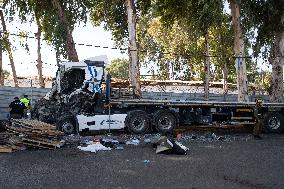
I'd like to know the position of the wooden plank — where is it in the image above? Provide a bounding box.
[12,119,57,129]
[22,137,62,147]
[0,148,13,153]
[0,145,20,153]
[7,126,63,136]
[22,142,54,150]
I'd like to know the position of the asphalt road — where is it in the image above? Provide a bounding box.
[0,134,283,189]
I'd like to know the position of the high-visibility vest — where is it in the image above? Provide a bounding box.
[20,98,30,108]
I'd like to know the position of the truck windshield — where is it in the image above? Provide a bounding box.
[61,69,85,94]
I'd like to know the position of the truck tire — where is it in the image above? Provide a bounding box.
[153,110,177,134]
[263,112,284,133]
[125,110,150,134]
[56,116,77,135]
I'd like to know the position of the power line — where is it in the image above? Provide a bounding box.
[1,30,272,59]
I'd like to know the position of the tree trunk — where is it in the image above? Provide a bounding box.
[0,10,18,87]
[230,0,248,102]
[125,0,142,98]
[204,31,210,100]
[56,49,61,67]
[35,16,45,88]
[52,0,79,62]
[270,13,284,102]
[0,36,3,86]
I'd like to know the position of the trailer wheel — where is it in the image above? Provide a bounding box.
[125,110,150,134]
[56,116,77,135]
[153,110,177,134]
[263,112,284,133]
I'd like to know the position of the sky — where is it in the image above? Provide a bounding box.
[3,19,127,77]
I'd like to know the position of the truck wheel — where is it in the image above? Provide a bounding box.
[153,110,177,134]
[263,112,284,133]
[125,110,150,134]
[56,116,77,135]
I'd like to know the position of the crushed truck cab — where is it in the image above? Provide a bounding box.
[32,57,284,135]
[44,59,105,101]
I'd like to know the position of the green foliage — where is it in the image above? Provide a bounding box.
[88,0,128,46]
[242,0,284,57]
[5,0,89,59]
[88,0,151,46]
[106,58,129,79]
[137,1,239,81]
[3,69,9,78]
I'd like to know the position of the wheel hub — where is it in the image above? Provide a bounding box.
[62,122,74,133]
[132,118,145,130]
[268,117,280,129]
[158,117,172,129]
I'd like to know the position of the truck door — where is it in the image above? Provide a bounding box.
[76,114,127,131]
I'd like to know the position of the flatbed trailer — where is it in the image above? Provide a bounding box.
[60,99,284,135]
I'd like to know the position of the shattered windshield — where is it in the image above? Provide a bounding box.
[61,69,85,95]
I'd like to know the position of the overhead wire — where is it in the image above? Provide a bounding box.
[0,30,270,59]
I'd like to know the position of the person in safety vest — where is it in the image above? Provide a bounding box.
[20,95,30,109]
[20,95,30,118]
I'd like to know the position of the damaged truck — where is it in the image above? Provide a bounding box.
[31,57,284,135]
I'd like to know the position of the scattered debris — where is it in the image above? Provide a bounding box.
[153,136,189,155]
[115,146,124,150]
[3,119,65,151]
[0,132,23,153]
[143,160,150,163]
[78,142,111,153]
[144,138,151,143]
[63,134,82,145]
[126,138,140,146]
[101,138,119,148]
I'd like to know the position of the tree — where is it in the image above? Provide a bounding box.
[106,58,129,79]
[0,9,18,87]
[9,0,87,62]
[136,1,238,85]
[88,0,151,97]
[229,0,248,102]
[5,0,46,87]
[35,14,44,88]
[153,0,224,99]
[242,0,284,102]
[0,29,3,86]
[125,0,141,97]
[3,69,9,78]
[51,0,79,62]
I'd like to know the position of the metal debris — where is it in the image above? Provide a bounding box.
[126,138,140,145]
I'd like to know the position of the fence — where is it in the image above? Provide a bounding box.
[0,86,50,120]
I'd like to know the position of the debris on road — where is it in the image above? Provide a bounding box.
[153,136,189,155]
[78,142,111,153]
[0,132,23,153]
[115,146,124,150]
[101,138,119,148]
[126,138,140,146]
[143,160,150,163]
[1,119,65,152]
[181,132,230,142]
